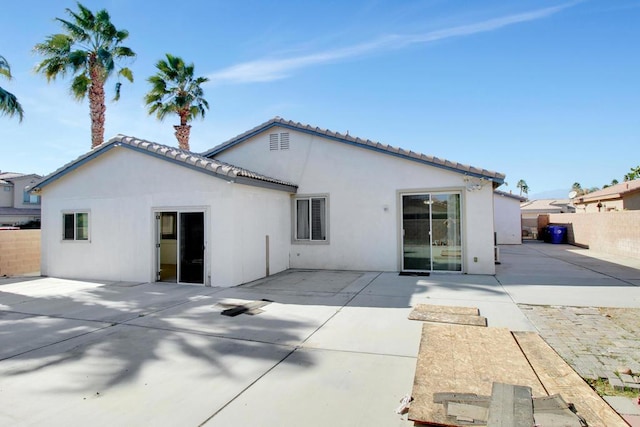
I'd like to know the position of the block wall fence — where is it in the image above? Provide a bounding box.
[546,211,640,260]
[0,230,41,276]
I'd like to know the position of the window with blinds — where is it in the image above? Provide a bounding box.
[294,196,327,242]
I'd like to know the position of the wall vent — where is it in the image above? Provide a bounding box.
[269,134,279,151]
[279,133,290,150]
[269,133,290,151]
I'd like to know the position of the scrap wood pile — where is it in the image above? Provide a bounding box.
[405,304,628,427]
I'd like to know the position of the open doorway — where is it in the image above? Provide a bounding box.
[155,211,205,284]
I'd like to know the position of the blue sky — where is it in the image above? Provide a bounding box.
[1,0,638,198]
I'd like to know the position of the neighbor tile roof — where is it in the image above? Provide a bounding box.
[0,172,26,181]
[494,190,527,202]
[31,135,298,193]
[520,199,571,212]
[202,117,506,185]
[575,180,640,203]
[0,207,41,216]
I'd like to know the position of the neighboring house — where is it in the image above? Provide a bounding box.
[33,117,505,287]
[520,198,574,238]
[572,180,640,213]
[0,172,42,227]
[493,190,526,244]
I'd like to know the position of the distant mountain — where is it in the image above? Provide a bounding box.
[527,189,570,200]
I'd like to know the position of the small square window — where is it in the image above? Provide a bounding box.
[63,212,89,241]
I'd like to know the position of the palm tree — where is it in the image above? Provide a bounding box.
[145,54,209,151]
[0,54,24,121]
[34,2,135,148]
[516,179,529,196]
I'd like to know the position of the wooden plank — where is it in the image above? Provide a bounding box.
[408,324,546,425]
[447,402,488,423]
[486,383,534,427]
[533,395,584,427]
[412,304,480,316]
[408,311,487,326]
[513,331,628,427]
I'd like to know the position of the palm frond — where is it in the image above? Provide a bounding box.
[0,55,12,79]
[119,67,133,82]
[55,17,89,42]
[0,86,24,122]
[70,74,90,100]
[113,46,135,59]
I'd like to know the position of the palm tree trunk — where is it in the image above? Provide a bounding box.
[174,124,192,151]
[89,64,106,149]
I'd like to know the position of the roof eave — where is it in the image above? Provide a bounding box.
[32,136,297,194]
[204,120,505,185]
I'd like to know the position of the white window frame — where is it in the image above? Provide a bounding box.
[293,194,329,244]
[62,211,90,242]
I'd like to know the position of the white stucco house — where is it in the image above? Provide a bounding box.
[33,117,506,287]
[493,190,526,245]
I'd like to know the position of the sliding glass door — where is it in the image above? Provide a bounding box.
[402,193,461,272]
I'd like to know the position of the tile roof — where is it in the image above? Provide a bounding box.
[520,199,572,212]
[31,135,298,193]
[0,172,26,180]
[494,190,527,202]
[0,207,41,216]
[575,180,640,203]
[202,117,506,186]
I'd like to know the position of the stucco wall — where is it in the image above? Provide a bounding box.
[493,194,522,244]
[0,230,40,276]
[40,147,291,286]
[548,211,640,260]
[215,127,498,274]
[624,192,640,210]
[10,175,41,209]
[0,185,13,207]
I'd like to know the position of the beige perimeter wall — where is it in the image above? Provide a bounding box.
[547,211,640,260]
[0,230,41,276]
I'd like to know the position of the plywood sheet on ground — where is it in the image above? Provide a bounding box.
[411,304,480,316]
[408,324,546,425]
[408,304,487,326]
[513,331,628,427]
[408,311,487,326]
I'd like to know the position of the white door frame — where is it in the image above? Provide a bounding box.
[153,207,209,286]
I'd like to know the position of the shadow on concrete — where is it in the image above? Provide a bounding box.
[0,280,314,393]
[497,240,640,287]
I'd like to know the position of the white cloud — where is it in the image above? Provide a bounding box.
[206,2,579,85]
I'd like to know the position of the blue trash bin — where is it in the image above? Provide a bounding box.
[548,225,567,244]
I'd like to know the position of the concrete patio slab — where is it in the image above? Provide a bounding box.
[240,270,378,295]
[127,292,342,347]
[303,298,423,357]
[201,348,416,427]
[496,243,640,307]
[1,241,638,426]
[499,283,640,307]
[1,279,224,323]
[0,322,293,427]
[359,272,513,303]
[0,311,109,360]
